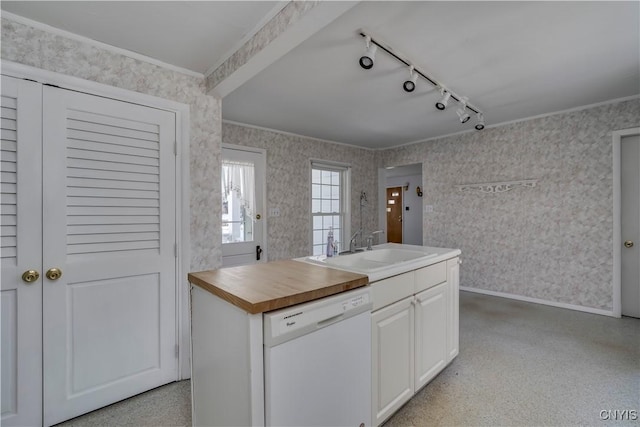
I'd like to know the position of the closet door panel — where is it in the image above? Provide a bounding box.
[0,76,43,427]
[42,86,177,425]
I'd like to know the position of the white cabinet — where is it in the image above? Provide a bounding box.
[371,296,414,426]
[371,257,459,426]
[414,282,448,391]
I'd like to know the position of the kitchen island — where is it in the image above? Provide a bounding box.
[189,244,460,426]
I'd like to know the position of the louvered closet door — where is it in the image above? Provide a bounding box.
[1,77,43,427]
[42,86,177,425]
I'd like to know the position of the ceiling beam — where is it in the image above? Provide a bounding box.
[207,0,358,98]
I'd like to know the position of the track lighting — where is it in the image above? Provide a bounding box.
[359,36,377,70]
[357,30,486,128]
[456,97,471,123]
[435,89,451,110]
[403,66,418,92]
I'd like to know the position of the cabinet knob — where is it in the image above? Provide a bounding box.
[624,240,634,249]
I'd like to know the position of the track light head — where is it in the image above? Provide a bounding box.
[456,97,471,123]
[435,89,451,110]
[403,66,418,92]
[359,36,377,70]
[474,113,485,130]
[457,108,471,123]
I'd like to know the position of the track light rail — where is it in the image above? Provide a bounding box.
[358,29,483,116]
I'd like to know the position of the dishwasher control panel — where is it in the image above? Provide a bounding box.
[263,287,371,347]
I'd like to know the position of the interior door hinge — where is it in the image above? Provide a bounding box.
[175,344,179,358]
[174,141,177,156]
[174,243,178,258]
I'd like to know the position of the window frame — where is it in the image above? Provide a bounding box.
[310,160,351,256]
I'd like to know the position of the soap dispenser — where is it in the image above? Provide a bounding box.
[326,227,335,257]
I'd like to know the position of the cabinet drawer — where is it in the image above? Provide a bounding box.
[371,271,415,311]
[415,261,446,293]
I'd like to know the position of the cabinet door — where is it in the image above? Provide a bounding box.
[414,282,448,391]
[1,76,43,427]
[371,296,414,426]
[447,258,460,362]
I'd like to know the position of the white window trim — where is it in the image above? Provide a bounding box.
[309,159,351,255]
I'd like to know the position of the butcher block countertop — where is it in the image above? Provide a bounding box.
[188,259,369,314]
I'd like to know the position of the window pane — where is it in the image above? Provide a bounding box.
[313,216,323,230]
[321,185,331,199]
[312,184,321,198]
[312,169,321,183]
[331,171,339,185]
[313,230,322,244]
[331,185,339,199]
[332,199,340,213]
[312,199,321,213]
[321,199,332,213]
[321,170,332,184]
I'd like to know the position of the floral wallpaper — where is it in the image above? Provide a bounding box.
[378,99,640,311]
[223,123,378,261]
[1,17,222,271]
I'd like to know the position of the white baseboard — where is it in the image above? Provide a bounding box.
[459,286,617,318]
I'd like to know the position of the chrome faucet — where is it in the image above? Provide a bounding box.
[366,230,384,250]
[348,229,362,253]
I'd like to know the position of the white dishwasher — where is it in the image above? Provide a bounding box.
[263,287,372,427]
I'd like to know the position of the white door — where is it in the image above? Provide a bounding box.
[371,296,414,426]
[621,134,640,318]
[41,86,177,425]
[1,76,43,427]
[221,146,265,267]
[447,257,460,362]
[414,283,447,391]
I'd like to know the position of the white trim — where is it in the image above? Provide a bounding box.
[2,60,193,379]
[222,119,375,151]
[460,286,615,318]
[1,11,204,79]
[204,1,289,78]
[612,127,640,319]
[221,143,268,263]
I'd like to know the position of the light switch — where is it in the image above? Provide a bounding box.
[269,207,281,217]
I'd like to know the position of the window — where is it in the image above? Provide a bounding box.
[311,161,350,256]
[222,160,255,243]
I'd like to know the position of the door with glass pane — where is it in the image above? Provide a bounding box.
[221,146,265,267]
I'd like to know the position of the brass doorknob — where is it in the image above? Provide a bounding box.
[46,268,63,281]
[624,240,634,249]
[22,270,40,283]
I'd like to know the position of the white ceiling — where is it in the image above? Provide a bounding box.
[223,1,640,148]
[2,1,638,149]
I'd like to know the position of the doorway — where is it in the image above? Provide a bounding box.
[378,163,423,245]
[221,145,266,267]
[613,128,640,318]
[386,187,403,243]
[620,134,640,318]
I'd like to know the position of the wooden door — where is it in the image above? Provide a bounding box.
[414,283,447,391]
[42,86,177,425]
[621,134,640,318]
[1,76,43,427]
[371,296,414,426]
[221,146,266,267]
[386,187,403,243]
